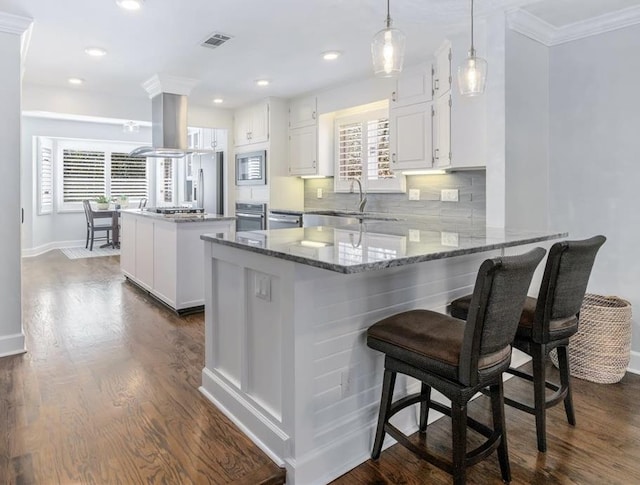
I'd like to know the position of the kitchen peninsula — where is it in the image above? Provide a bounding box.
[199,219,566,484]
[120,209,235,313]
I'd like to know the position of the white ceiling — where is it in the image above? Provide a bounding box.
[1,0,639,110]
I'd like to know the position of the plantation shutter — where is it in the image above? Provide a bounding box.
[110,152,148,199]
[337,122,363,181]
[38,137,54,214]
[365,118,392,181]
[62,149,106,202]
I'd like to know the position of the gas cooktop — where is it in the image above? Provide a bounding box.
[146,207,205,214]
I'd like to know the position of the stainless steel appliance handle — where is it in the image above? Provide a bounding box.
[236,212,264,219]
[269,217,300,224]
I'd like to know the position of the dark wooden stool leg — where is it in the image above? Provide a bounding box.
[451,402,468,485]
[419,383,431,433]
[532,343,547,452]
[372,369,396,460]
[557,345,576,426]
[490,380,511,483]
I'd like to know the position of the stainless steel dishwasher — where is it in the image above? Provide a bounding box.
[268,210,303,229]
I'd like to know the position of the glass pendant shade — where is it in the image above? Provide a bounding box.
[457,53,487,96]
[372,26,406,78]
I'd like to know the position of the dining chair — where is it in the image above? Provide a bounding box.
[82,200,116,251]
[367,247,546,484]
[449,235,606,452]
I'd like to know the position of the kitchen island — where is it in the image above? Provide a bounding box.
[199,220,566,484]
[120,209,235,313]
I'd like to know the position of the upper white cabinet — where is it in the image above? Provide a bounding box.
[289,96,317,129]
[391,68,433,107]
[188,128,226,152]
[433,40,452,99]
[389,102,433,171]
[288,97,333,177]
[433,95,452,169]
[234,101,269,146]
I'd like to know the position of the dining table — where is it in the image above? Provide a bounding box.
[93,207,120,248]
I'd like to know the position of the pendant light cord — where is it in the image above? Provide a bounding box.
[386,0,392,28]
[470,0,475,56]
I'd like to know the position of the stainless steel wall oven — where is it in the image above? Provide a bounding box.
[235,202,267,232]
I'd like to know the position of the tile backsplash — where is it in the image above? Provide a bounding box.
[304,171,486,219]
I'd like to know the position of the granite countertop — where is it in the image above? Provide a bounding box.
[201,219,567,274]
[121,209,236,223]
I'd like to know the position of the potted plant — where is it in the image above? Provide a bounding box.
[95,195,111,210]
[117,194,129,208]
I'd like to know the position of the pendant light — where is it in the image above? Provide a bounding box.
[457,0,487,96]
[371,0,406,78]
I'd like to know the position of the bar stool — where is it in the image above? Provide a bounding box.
[450,236,606,452]
[367,247,545,485]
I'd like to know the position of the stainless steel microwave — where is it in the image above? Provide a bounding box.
[236,150,266,185]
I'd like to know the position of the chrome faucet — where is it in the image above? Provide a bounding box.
[350,178,367,213]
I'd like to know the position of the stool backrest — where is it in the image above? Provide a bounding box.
[82,199,94,226]
[459,247,546,386]
[533,235,606,342]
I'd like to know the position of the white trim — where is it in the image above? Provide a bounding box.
[0,333,26,358]
[508,5,640,46]
[628,351,640,375]
[141,74,199,98]
[22,110,151,127]
[22,239,86,258]
[0,12,33,35]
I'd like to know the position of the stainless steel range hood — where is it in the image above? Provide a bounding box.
[130,91,214,158]
[130,93,189,158]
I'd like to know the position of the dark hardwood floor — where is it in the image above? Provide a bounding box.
[3,250,639,484]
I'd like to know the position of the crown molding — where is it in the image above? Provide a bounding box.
[141,74,200,98]
[508,5,640,47]
[0,12,33,35]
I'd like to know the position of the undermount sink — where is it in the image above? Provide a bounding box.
[302,211,403,227]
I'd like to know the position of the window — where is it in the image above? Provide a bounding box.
[56,140,148,211]
[334,106,405,193]
[37,137,53,214]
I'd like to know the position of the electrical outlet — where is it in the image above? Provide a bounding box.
[254,273,271,301]
[409,189,420,201]
[441,231,460,247]
[441,189,459,202]
[317,188,323,199]
[409,229,421,242]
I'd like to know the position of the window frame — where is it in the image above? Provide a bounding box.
[333,107,405,194]
[36,137,54,215]
[55,139,148,212]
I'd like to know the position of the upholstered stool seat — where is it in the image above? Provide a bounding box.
[367,248,546,485]
[449,236,606,453]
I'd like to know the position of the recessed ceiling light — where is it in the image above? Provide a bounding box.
[213,98,224,104]
[68,77,85,85]
[322,51,342,61]
[255,79,270,87]
[116,0,144,11]
[85,47,107,57]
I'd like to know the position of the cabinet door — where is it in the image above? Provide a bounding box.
[434,40,452,98]
[434,95,451,168]
[289,125,318,175]
[250,102,269,144]
[389,103,433,171]
[120,215,136,277]
[392,71,432,107]
[135,218,155,290]
[234,107,252,146]
[289,96,317,129]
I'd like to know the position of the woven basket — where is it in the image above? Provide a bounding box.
[551,294,632,384]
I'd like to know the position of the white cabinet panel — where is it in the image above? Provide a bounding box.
[234,101,269,146]
[434,95,451,168]
[289,125,317,176]
[389,102,433,171]
[120,214,136,277]
[135,218,154,290]
[434,40,452,99]
[392,70,433,107]
[289,96,317,129]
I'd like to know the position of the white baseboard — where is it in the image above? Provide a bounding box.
[0,332,26,357]
[22,239,85,258]
[628,351,640,375]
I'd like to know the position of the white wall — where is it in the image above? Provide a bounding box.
[21,116,152,254]
[0,28,26,356]
[505,30,550,230]
[548,24,640,363]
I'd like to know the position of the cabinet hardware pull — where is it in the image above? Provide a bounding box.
[312,111,317,120]
[434,79,439,91]
[392,153,397,164]
[434,148,440,160]
[392,91,397,102]
[312,160,316,168]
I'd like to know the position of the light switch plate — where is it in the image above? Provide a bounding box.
[441,231,460,247]
[409,229,421,242]
[409,189,420,201]
[441,189,459,202]
[317,188,323,199]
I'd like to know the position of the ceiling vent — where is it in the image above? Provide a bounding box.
[201,32,233,49]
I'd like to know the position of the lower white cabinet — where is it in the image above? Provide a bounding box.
[120,211,234,312]
[389,102,433,171]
